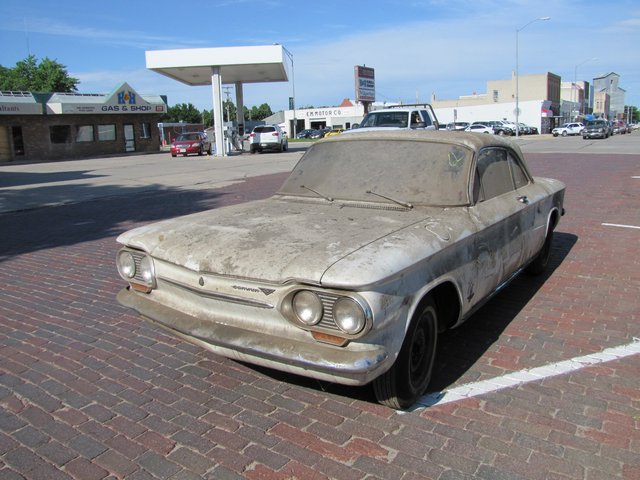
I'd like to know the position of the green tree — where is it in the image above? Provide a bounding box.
[161,103,202,123]
[0,55,79,92]
[202,109,212,127]
[222,99,237,122]
[245,103,273,121]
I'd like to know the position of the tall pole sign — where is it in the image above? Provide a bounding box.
[355,65,375,114]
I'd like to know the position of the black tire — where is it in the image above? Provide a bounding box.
[526,225,554,275]
[171,154,176,157]
[373,298,438,409]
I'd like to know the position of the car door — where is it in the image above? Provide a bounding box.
[468,147,528,305]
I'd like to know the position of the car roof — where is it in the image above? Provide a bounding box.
[319,129,522,154]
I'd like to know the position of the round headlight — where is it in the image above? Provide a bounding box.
[139,255,155,284]
[117,251,136,279]
[333,297,366,334]
[292,291,323,326]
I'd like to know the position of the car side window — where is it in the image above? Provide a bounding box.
[410,111,424,128]
[475,148,513,201]
[508,152,529,189]
[419,110,433,126]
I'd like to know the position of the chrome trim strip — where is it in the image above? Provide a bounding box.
[160,278,275,309]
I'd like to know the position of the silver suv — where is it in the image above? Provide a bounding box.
[249,125,288,153]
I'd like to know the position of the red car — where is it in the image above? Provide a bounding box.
[170,132,212,157]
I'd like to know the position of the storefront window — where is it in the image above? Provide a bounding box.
[141,123,151,139]
[76,125,94,142]
[50,125,72,144]
[98,124,116,141]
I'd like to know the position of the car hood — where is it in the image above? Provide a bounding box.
[117,197,447,286]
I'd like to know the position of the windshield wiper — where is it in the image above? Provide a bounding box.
[300,185,334,202]
[366,190,413,209]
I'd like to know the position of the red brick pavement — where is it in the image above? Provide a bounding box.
[0,154,639,479]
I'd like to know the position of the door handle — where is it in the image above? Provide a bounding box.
[517,195,529,204]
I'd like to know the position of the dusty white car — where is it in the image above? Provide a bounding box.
[116,131,565,409]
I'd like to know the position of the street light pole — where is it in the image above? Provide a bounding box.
[280,45,297,139]
[515,16,550,137]
[573,57,597,121]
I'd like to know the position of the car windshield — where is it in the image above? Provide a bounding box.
[176,134,201,141]
[360,112,408,128]
[278,138,473,207]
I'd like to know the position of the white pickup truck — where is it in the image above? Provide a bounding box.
[347,104,440,132]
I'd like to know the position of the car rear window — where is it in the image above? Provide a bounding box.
[253,126,276,133]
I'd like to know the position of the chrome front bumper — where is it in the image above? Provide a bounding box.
[117,287,389,386]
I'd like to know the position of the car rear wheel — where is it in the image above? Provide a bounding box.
[526,225,554,275]
[373,298,438,409]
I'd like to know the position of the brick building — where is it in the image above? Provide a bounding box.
[0,82,167,162]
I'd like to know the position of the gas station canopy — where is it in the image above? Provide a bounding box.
[145,45,291,158]
[145,45,290,86]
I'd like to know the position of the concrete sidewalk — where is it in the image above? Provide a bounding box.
[0,147,305,214]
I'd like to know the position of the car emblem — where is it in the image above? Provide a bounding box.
[259,288,275,296]
[199,277,205,286]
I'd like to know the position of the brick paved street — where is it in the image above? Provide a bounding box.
[1,145,639,479]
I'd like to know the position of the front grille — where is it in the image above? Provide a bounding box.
[317,292,340,331]
[130,251,149,284]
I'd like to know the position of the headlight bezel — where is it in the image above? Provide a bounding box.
[116,248,156,291]
[282,288,372,339]
[292,290,324,326]
[333,297,367,335]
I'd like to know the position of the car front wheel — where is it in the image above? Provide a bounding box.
[373,298,438,409]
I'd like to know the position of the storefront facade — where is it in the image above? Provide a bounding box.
[0,83,167,162]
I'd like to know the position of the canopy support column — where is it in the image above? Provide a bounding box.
[211,66,226,156]
[235,82,245,136]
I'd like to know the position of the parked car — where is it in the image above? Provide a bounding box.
[612,122,627,135]
[324,128,344,137]
[446,122,470,131]
[465,124,494,134]
[116,130,565,409]
[490,121,516,136]
[296,129,315,139]
[309,129,326,139]
[552,123,584,137]
[582,119,611,139]
[170,132,211,157]
[249,125,288,153]
[349,104,439,132]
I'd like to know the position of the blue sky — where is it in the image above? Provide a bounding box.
[2,0,639,112]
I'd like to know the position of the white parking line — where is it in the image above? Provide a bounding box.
[602,223,640,230]
[411,338,640,410]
